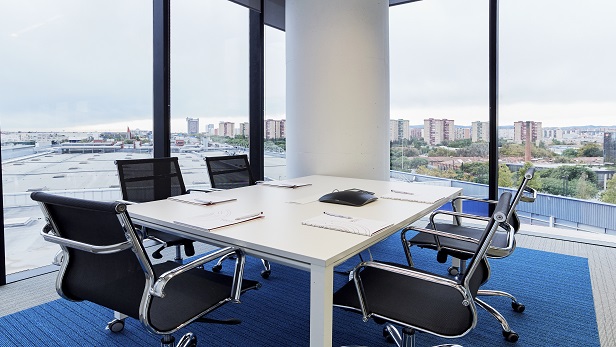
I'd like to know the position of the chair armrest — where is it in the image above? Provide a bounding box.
[41,224,133,254]
[449,196,498,218]
[150,246,246,301]
[520,187,537,203]
[352,261,463,321]
[403,225,482,245]
[451,195,499,206]
[429,210,491,227]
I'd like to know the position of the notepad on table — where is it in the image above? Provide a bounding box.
[301,213,392,236]
[173,210,263,232]
[257,180,312,188]
[167,193,237,205]
[380,191,440,204]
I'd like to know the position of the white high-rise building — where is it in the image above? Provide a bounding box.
[186,117,199,134]
[389,119,410,142]
[218,121,235,137]
[471,121,489,142]
[423,118,454,145]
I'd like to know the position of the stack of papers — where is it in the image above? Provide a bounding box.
[167,193,236,205]
[380,190,440,204]
[301,213,392,236]
[257,180,312,188]
[173,210,264,232]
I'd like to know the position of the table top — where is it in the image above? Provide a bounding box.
[127,175,461,269]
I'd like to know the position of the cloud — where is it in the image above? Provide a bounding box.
[1,0,615,132]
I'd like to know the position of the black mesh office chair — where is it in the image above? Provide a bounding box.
[334,192,513,347]
[115,157,197,261]
[32,191,260,347]
[401,167,536,342]
[205,154,272,279]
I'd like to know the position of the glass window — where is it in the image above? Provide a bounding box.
[264,25,286,181]
[390,1,490,192]
[501,0,616,233]
[171,0,249,189]
[1,1,152,276]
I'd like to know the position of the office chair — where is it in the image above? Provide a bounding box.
[115,157,198,262]
[205,154,272,279]
[401,167,536,342]
[31,191,260,347]
[334,192,513,347]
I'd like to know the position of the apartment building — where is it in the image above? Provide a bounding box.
[264,119,286,139]
[514,121,543,145]
[424,118,454,145]
[389,119,410,142]
[455,127,471,140]
[471,121,489,142]
[218,121,235,137]
[239,122,250,137]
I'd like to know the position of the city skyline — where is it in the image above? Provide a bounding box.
[1,1,615,132]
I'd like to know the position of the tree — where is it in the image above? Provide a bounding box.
[457,143,489,157]
[539,165,598,186]
[561,148,578,157]
[408,157,429,169]
[499,164,514,187]
[540,177,567,196]
[601,175,616,204]
[416,166,458,179]
[447,138,472,148]
[580,143,602,157]
[575,172,599,199]
[459,162,489,184]
[428,147,457,157]
[500,143,525,157]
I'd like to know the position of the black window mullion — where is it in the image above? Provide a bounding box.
[153,0,171,158]
[249,4,265,181]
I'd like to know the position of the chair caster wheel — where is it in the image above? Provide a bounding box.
[212,264,222,273]
[106,319,125,333]
[383,327,395,344]
[177,332,197,347]
[448,266,459,276]
[261,269,271,279]
[503,329,519,342]
[512,302,525,313]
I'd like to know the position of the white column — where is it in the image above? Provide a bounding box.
[286,0,390,181]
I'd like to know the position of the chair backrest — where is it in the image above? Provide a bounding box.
[503,166,537,232]
[205,154,255,189]
[30,191,153,320]
[115,157,187,202]
[462,191,512,292]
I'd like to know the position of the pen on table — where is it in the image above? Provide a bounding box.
[323,211,353,219]
[391,189,414,195]
[194,199,213,204]
[235,212,263,220]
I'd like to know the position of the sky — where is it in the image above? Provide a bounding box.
[0,0,615,133]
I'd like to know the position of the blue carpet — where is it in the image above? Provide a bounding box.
[0,231,600,347]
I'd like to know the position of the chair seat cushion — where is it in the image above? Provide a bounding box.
[333,264,474,337]
[409,223,511,259]
[148,261,260,332]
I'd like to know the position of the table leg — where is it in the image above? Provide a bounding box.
[310,264,334,347]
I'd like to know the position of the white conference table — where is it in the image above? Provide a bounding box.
[127,175,461,347]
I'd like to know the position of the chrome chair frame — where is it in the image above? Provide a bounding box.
[34,192,258,347]
[401,167,536,342]
[334,192,512,347]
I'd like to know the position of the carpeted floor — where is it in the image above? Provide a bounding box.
[0,231,600,347]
